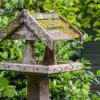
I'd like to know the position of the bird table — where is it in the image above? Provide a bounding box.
[0,10,83,100]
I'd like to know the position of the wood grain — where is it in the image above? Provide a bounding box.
[0,62,82,74]
[24,11,54,50]
[32,13,59,20]
[43,45,57,65]
[48,29,72,40]
[8,24,39,40]
[0,11,24,41]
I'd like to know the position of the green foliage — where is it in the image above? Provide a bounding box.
[0,0,100,100]
[44,0,100,42]
[0,39,24,99]
[0,72,17,98]
[96,70,100,77]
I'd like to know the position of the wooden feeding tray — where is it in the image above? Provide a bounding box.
[0,62,82,74]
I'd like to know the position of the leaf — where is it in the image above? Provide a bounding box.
[3,86,16,97]
[0,71,5,77]
[96,70,100,76]
[0,51,8,59]
[53,80,57,85]
[63,54,69,60]
[0,77,9,89]
[94,37,100,41]
[2,16,8,25]
[82,17,91,28]
[28,0,33,6]
[75,79,81,85]
[82,34,92,42]
[93,22,100,27]
[94,29,100,34]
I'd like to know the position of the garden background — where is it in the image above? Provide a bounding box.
[0,0,100,100]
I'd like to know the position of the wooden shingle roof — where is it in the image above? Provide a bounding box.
[0,10,82,50]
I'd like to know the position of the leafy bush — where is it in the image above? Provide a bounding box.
[0,0,100,100]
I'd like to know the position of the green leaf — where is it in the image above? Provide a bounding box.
[0,71,5,77]
[53,80,57,85]
[96,70,100,76]
[94,37,100,41]
[94,29,100,34]
[2,16,8,25]
[28,0,33,6]
[82,17,91,28]
[93,22,100,27]
[0,77,9,89]
[63,54,69,60]
[3,86,16,97]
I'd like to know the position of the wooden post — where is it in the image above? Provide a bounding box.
[24,40,49,100]
[43,42,57,65]
[27,75,49,100]
[43,43,56,99]
[23,40,36,64]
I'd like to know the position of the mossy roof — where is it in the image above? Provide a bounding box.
[0,10,82,50]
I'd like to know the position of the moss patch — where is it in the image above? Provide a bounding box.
[38,18,79,38]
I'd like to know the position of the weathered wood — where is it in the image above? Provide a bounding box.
[23,40,36,64]
[43,43,56,65]
[0,62,82,74]
[38,18,80,40]
[0,10,84,100]
[0,10,82,50]
[0,11,24,41]
[27,75,40,100]
[59,16,82,41]
[39,75,49,100]
[32,13,59,20]
[23,40,37,100]
[23,40,49,100]
[27,75,49,100]
[43,40,56,99]
[48,62,82,74]
[24,11,54,50]
[49,30,72,40]
[39,19,63,29]
[8,25,38,40]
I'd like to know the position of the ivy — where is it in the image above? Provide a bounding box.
[0,0,100,99]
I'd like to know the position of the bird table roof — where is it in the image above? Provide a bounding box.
[33,13,80,40]
[0,10,82,50]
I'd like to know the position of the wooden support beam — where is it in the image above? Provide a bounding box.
[43,43,57,99]
[43,43,56,65]
[27,75,40,100]
[23,40,36,64]
[23,40,49,100]
[27,75,49,100]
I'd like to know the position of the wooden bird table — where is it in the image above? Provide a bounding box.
[0,10,83,100]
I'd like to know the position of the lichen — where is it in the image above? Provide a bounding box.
[38,18,79,38]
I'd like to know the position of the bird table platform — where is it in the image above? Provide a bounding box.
[0,10,83,100]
